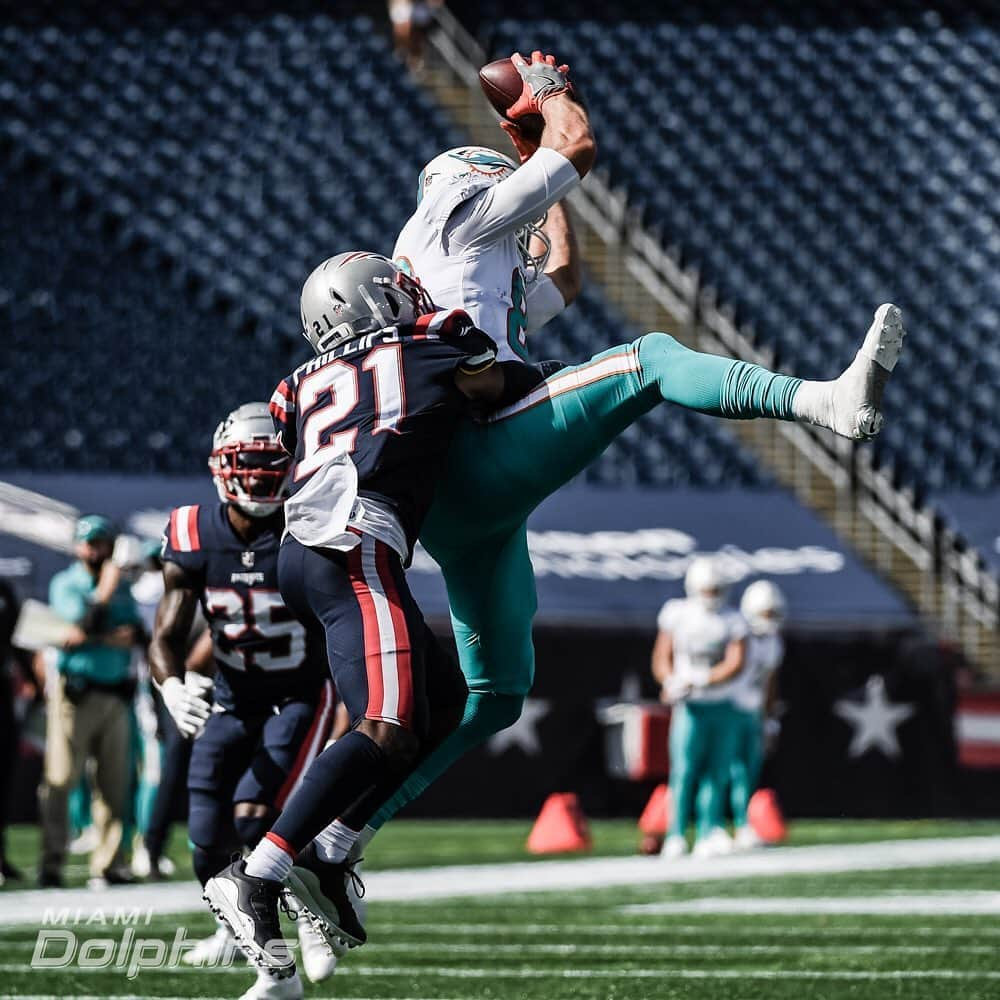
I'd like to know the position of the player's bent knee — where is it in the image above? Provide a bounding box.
[357,718,420,771]
[464,691,525,739]
[636,331,684,367]
[233,805,276,850]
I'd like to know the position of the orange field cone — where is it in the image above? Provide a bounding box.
[526,792,592,854]
[747,788,787,844]
[638,783,671,836]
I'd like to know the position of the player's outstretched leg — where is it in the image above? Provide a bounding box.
[348,306,907,850]
[430,305,905,543]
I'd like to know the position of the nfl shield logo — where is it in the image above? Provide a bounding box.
[241,551,255,568]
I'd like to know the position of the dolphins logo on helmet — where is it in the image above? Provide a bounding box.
[415,146,551,283]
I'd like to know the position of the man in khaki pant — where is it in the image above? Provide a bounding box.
[39,515,141,888]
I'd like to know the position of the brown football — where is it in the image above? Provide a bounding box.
[478,57,544,140]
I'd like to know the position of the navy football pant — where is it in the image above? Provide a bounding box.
[277,533,429,735]
[187,681,335,854]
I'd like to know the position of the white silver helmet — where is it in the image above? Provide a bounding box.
[300,251,434,356]
[740,580,787,635]
[416,146,551,283]
[684,556,728,612]
[208,402,290,518]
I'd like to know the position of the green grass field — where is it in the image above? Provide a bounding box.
[3,820,1000,999]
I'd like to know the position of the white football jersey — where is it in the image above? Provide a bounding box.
[393,147,579,362]
[730,632,784,712]
[657,598,748,703]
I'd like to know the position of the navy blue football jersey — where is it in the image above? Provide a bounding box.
[269,308,496,546]
[161,502,328,713]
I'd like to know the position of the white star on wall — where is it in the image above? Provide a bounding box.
[833,675,915,759]
[486,698,550,756]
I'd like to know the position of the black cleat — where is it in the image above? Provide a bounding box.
[1,860,25,882]
[38,868,64,889]
[203,858,296,977]
[284,844,366,957]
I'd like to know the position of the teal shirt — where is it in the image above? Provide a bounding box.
[49,562,141,684]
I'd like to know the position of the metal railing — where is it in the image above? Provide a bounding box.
[426,5,1000,668]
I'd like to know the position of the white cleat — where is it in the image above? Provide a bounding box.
[659,834,689,860]
[692,827,734,859]
[828,303,906,440]
[182,923,240,966]
[238,969,305,1000]
[298,914,338,983]
[733,825,764,851]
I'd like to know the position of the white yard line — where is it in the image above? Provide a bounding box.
[1,964,999,981]
[625,891,1000,916]
[2,835,999,926]
[379,922,1000,937]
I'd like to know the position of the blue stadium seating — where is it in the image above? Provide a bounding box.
[484,3,1000,493]
[0,8,764,484]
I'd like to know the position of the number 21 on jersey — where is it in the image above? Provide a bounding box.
[295,343,405,480]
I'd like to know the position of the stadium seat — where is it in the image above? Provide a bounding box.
[482,2,1000,495]
[0,7,764,484]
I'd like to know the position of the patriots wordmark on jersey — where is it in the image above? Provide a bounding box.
[269,308,497,557]
[161,502,328,713]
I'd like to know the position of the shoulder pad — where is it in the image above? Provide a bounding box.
[165,505,202,554]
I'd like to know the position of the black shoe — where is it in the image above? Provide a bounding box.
[146,860,168,882]
[1,860,24,882]
[108,866,139,885]
[39,868,64,889]
[284,843,366,956]
[203,858,296,977]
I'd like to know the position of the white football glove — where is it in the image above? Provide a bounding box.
[160,675,212,738]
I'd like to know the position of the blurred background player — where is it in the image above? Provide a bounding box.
[38,514,143,888]
[150,402,340,998]
[729,580,787,850]
[653,556,747,859]
[388,0,442,72]
[204,252,506,986]
[0,576,24,884]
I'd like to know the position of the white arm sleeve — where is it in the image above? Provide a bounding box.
[446,147,580,250]
[524,273,567,334]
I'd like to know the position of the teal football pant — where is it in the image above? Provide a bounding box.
[729,707,764,830]
[371,334,801,829]
[669,701,738,840]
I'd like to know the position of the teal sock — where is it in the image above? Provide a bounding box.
[720,360,801,420]
[369,690,524,830]
[638,333,800,420]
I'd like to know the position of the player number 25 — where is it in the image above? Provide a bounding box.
[203,587,306,671]
[295,344,405,480]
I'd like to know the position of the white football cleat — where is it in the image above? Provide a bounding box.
[692,827,734,859]
[660,834,689,860]
[733,825,764,851]
[181,922,239,966]
[238,969,305,1000]
[826,303,906,439]
[69,825,99,855]
[298,914,337,983]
